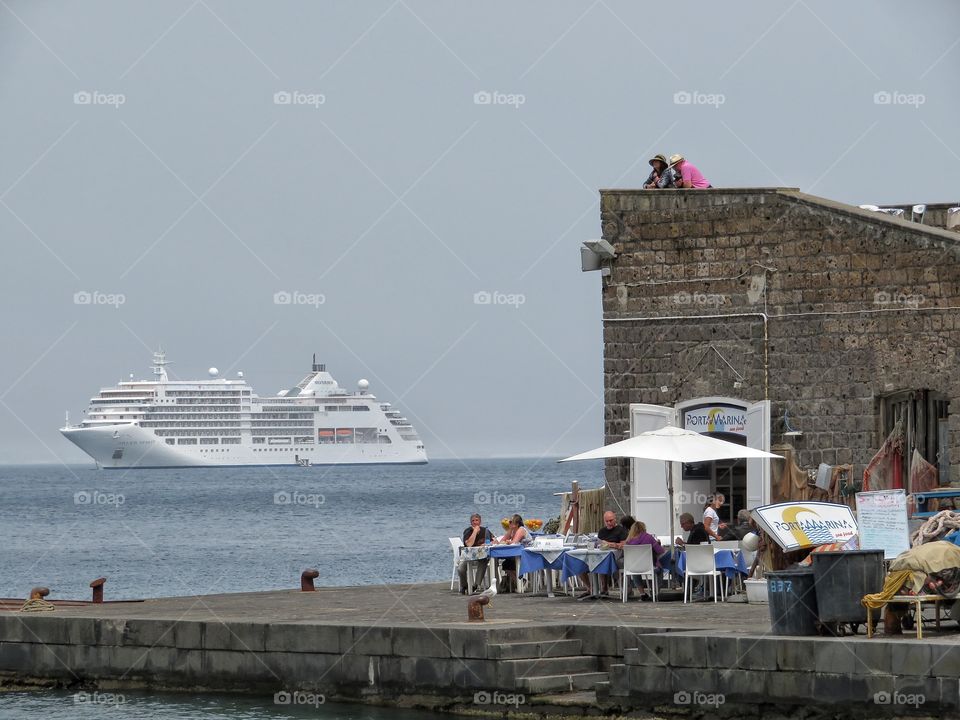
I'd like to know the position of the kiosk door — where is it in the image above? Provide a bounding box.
[628,403,678,537]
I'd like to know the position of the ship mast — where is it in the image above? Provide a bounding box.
[151,348,171,383]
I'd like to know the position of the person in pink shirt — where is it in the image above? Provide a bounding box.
[669,154,711,189]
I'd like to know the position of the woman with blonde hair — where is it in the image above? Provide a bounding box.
[625,520,666,601]
[495,514,529,593]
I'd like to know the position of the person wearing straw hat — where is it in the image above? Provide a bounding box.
[669,154,711,188]
[643,154,677,189]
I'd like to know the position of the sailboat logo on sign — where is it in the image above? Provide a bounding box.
[775,507,855,546]
[684,407,746,435]
[752,502,859,551]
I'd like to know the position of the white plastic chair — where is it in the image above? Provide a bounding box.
[448,537,463,590]
[684,544,724,603]
[713,540,740,552]
[622,544,657,602]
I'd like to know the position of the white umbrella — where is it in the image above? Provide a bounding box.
[560,425,783,464]
[560,426,784,576]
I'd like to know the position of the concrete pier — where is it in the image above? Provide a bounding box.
[1,583,958,717]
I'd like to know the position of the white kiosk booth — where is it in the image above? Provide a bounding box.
[629,397,772,537]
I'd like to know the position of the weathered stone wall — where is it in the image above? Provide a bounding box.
[4,612,958,717]
[599,188,960,512]
[603,631,960,714]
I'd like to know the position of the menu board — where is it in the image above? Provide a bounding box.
[855,489,910,560]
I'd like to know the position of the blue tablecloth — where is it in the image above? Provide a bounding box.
[560,549,619,583]
[675,549,748,578]
[488,545,524,559]
[519,548,568,576]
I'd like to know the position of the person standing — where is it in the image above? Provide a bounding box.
[669,154,711,188]
[703,494,728,541]
[458,513,492,594]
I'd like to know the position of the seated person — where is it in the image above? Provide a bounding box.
[675,512,710,600]
[599,511,629,548]
[457,512,493,594]
[643,154,678,189]
[668,154,711,188]
[619,514,636,534]
[729,509,755,540]
[675,512,709,546]
[595,511,629,593]
[494,514,529,593]
[625,520,667,601]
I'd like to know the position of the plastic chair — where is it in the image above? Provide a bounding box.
[448,537,463,590]
[713,540,740,552]
[684,544,724,603]
[622,544,658,602]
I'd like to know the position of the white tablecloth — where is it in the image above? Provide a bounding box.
[565,548,615,572]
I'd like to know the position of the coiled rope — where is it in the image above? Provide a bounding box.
[911,510,960,547]
[19,598,55,613]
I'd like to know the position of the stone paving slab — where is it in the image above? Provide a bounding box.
[0,583,768,632]
[5,582,960,646]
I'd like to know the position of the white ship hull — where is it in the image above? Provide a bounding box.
[62,424,427,469]
[61,351,428,469]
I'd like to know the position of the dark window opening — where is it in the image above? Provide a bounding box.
[881,389,950,488]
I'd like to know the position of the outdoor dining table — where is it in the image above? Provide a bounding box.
[519,546,570,598]
[675,549,749,578]
[561,548,619,600]
[487,545,524,559]
[481,544,523,592]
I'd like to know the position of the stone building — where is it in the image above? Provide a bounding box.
[586,188,960,535]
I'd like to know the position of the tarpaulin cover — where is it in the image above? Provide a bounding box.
[889,541,960,593]
[863,420,904,491]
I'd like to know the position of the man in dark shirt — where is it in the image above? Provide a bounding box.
[676,512,709,546]
[596,511,629,594]
[676,512,710,600]
[458,513,493,594]
[598,511,629,545]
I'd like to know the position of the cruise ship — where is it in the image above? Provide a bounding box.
[61,351,427,468]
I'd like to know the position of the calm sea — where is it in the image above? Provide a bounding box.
[0,459,603,718]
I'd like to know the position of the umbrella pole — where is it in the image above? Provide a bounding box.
[668,462,678,589]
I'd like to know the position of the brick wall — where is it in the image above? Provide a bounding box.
[598,188,960,511]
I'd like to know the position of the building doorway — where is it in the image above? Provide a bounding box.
[627,397,770,537]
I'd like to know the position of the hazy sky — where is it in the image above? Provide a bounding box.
[1,0,958,464]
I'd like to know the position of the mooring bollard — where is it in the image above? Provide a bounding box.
[467,595,490,622]
[90,577,107,603]
[29,587,50,601]
[301,569,320,591]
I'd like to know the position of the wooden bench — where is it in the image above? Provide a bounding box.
[866,594,946,639]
